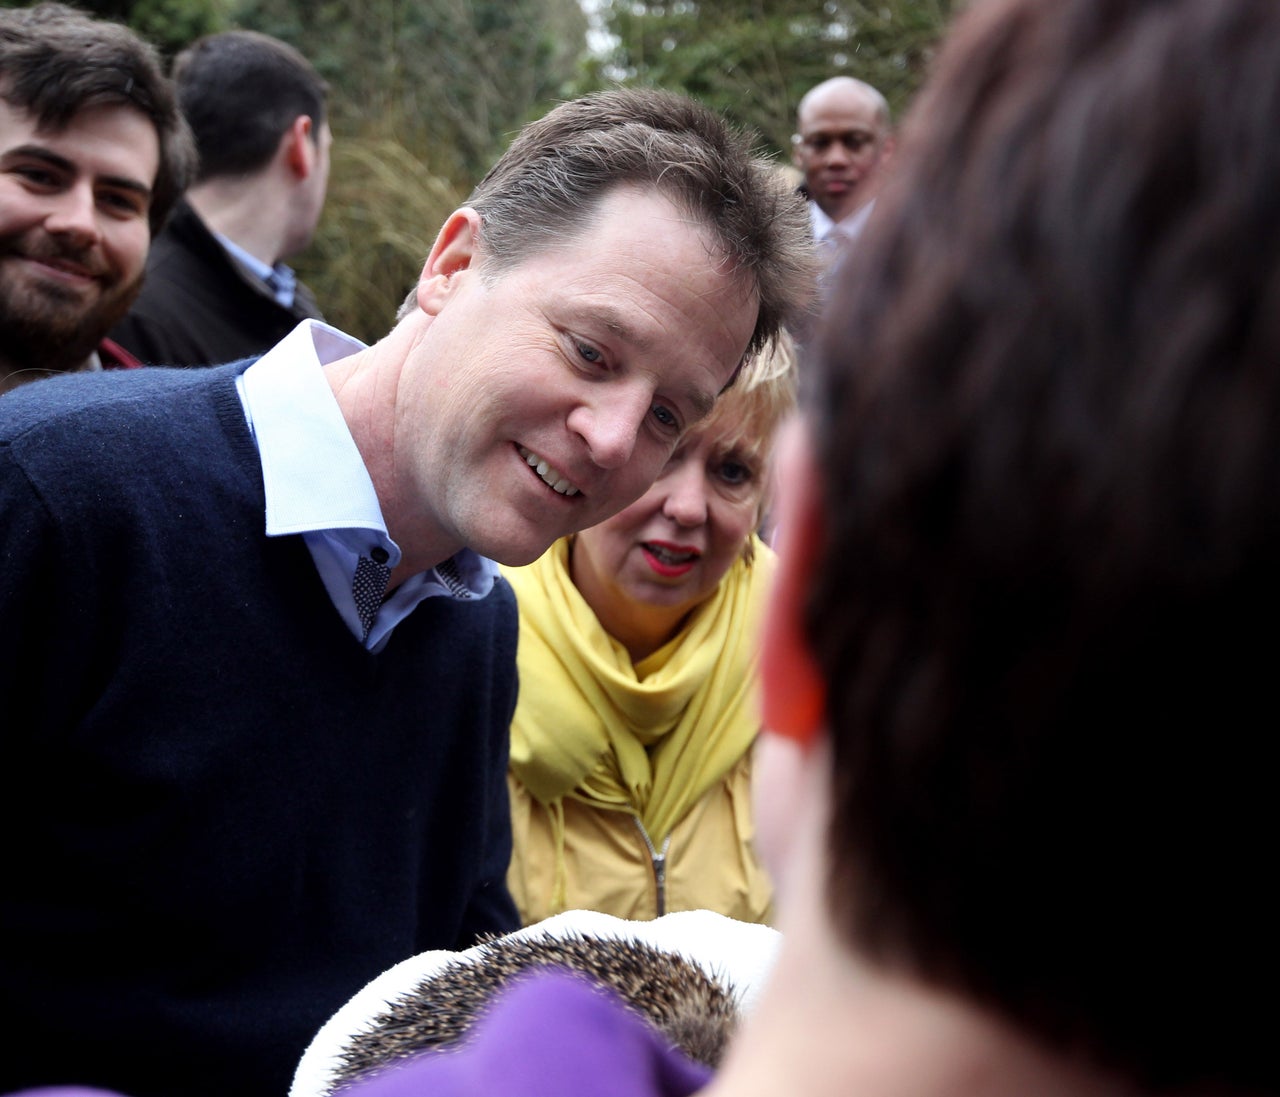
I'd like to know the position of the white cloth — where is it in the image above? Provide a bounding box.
[290,909,782,1097]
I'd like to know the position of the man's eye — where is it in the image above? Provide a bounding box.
[652,404,680,432]
[804,133,872,153]
[575,340,603,365]
[15,166,59,189]
[99,190,147,218]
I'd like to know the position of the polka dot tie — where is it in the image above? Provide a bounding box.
[352,552,391,643]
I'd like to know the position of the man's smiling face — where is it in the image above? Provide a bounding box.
[0,98,157,379]
[395,185,761,567]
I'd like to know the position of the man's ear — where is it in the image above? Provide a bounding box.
[760,420,828,744]
[284,116,316,178]
[416,208,482,316]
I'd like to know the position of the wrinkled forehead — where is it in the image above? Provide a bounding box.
[478,180,761,355]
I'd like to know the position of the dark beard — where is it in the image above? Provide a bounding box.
[0,260,144,386]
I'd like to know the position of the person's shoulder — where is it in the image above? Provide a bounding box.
[139,202,226,286]
[458,569,520,645]
[138,220,221,288]
[1,366,258,518]
[1,368,157,436]
[0,364,246,447]
[490,570,519,609]
[149,199,211,251]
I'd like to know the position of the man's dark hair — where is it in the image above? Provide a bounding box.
[466,87,816,361]
[0,2,196,231]
[173,30,328,181]
[806,0,1279,1092]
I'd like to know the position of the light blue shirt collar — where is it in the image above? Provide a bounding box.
[236,320,497,648]
[216,232,297,308]
[809,198,874,242]
[809,199,838,243]
[238,320,387,549]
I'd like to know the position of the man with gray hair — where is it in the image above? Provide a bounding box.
[0,86,814,1097]
[0,2,194,393]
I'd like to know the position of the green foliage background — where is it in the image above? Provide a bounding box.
[3,0,956,341]
[597,0,955,155]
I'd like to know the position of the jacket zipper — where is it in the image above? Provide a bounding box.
[632,816,672,918]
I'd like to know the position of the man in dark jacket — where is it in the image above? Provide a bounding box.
[109,30,329,367]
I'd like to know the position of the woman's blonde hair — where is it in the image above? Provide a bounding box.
[697,328,799,560]
[701,327,799,470]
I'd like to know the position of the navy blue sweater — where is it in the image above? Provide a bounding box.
[0,365,520,1097]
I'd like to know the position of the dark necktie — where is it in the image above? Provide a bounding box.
[352,550,391,642]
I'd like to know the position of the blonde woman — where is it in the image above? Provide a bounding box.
[502,335,798,924]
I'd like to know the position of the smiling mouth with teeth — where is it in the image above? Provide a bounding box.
[518,446,581,496]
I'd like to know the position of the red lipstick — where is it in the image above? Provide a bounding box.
[640,540,700,578]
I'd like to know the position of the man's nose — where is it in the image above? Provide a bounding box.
[568,387,651,470]
[44,183,102,247]
[822,138,854,165]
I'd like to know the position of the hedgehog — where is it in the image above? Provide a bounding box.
[327,931,743,1093]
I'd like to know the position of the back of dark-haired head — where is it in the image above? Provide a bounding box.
[465,87,817,361]
[173,30,328,181]
[806,0,1280,1091]
[0,2,196,231]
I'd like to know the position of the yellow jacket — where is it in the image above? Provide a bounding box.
[508,753,773,924]
[501,537,776,926]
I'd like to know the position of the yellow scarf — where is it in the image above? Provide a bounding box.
[503,536,775,842]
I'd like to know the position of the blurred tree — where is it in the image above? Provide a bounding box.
[230,0,586,184]
[222,0,588,339]
[60,0,226,54]
[301,136,464,339]
[598,0,954,154]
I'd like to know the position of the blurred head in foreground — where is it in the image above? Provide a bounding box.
[746,1,1280,1095]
